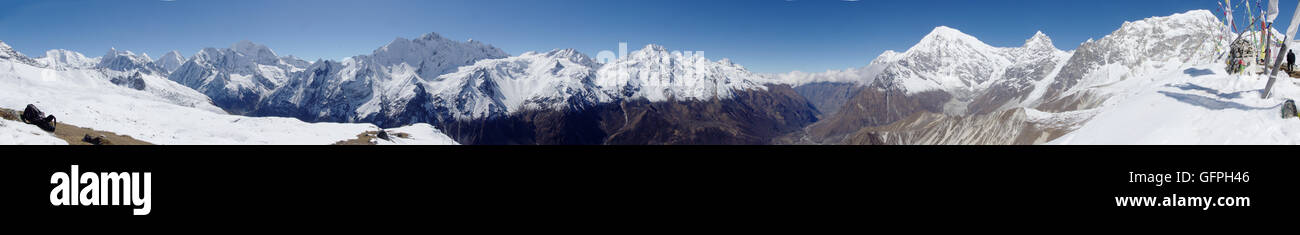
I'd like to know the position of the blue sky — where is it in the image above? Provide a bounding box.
[0,0,1291,73]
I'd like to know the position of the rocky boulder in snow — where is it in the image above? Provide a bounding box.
[1283,100,1297,119]
[111,72,148,90]
[82,134,109,145]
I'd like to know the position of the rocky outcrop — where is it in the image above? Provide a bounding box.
[842,108,1070,145]
[111,72,148,90]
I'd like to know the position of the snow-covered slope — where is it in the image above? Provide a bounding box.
[376,123,459,145]
[0,118,67,145]
[0,44,458,145]
[0,41,218,113]
[1036,9,1226,112]
[803,10,1236,144]
[1051,64,1300,144]
[853,9,1265,145]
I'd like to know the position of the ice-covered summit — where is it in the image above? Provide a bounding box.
[230,40,281,64]
[911,26,998,53]
[98,48,164,74]
[0,41,46,68]
[156,50,186,73]
[37,49,99,70]
[595,44,768,103]
[0,40,24,60]
[1023,31,1056,51]
[369,32,510,81]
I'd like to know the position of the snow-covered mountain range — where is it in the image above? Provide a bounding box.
[253,32,510,124]
[0,39,457,145]
[774,26,1071,115]
[239,33,776,132]
[790,9,1241,144]
[6,9,1297,145]
[2,27,791,145]
[167,40,310,114]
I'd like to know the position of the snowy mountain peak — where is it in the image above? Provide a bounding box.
[98,47,163,73]
[927,26,964,36]
[597,44,769,103]
[416,32,445,41]
[917,26,986,46]
[37,49,98,70]
[1170,9,1216,22]
[905,26,999,57]
[103,48,150,61]
[1114,9,1220,37]
[0,40,44,67]
[280,55,311,68]
[370,32,509,79]
[155,50,184,73]
[543,48,579,56]
[42,49,90,62]
[643,44,669,52]
[156,50,185,73]
[540,48,595,64]
[1023,31,1056,51]
[104,47,125,58]
[231,40,278,58]
[101,48,157,66]
[627,44,679,60]
[872,50,901,64]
